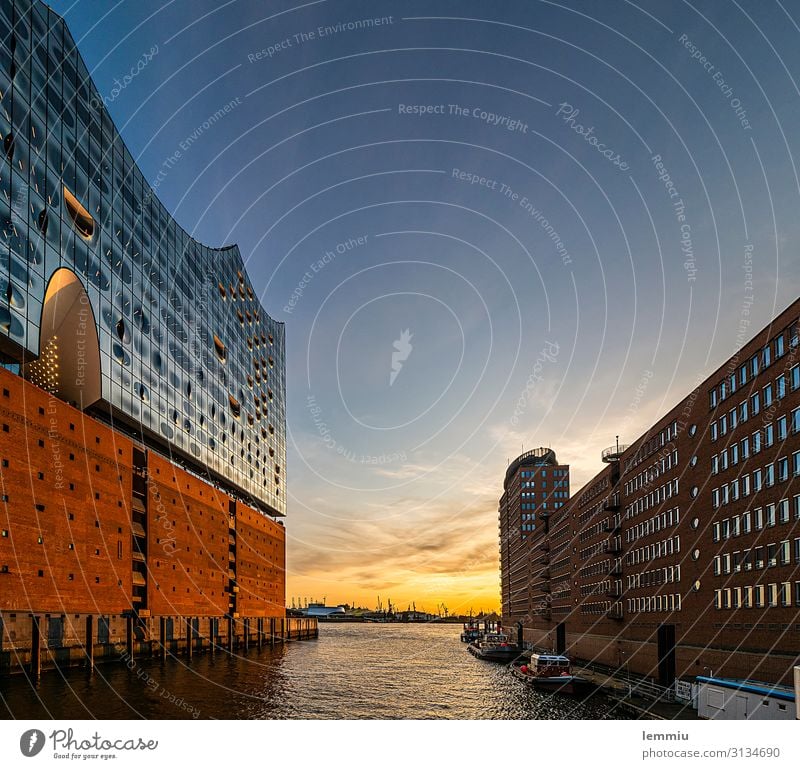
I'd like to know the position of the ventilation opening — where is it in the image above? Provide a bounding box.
[63,186,94,239]
[37,208,48,236]
[218,282,227,300]
[213,334,227,362]
[228,395,241,419]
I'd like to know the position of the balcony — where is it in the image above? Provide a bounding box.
[603,494,620,511]
[538,542,550,552]
[602,443,630,463]
[603,515,621,533]
[608,560,623,576]
[606,604,624,620]
[608,538,622,554]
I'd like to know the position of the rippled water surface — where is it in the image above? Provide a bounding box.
[1,624,625,719]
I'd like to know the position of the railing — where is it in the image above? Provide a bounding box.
[602,444,631,462]
[626,677,676,703]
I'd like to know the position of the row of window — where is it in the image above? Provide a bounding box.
[579,519,607,543]
[712,498,799,540]
[627,593,682,613]
[624,420,679,473]
[713,582,799,609]
[711,458,799,509]
[521,468,566,478]
[626,565,681,590]
[625,478,679,519]
[625,507,680,543]
[711,390,800,445]
[713,538,799,574]
[578,499,604,524]
[579,541,609,560]
[709,321,798,409]
[580,580,613,597]
[579,559,610,579]
[579,600,615,615]
[712,428,792,474]
[625,535,681,566]
[624,450,679,496]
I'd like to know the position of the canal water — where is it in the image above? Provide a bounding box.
[1,624,625,719]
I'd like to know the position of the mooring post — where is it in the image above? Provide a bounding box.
[30,615,41,678]
[85,615,94,671]
[257,617,263,649]
[227,616,233,651]
[186,617,193,660]
[159,617,167,661]
[125,615,134,661]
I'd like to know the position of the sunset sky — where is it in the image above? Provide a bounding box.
[53,0,800,613]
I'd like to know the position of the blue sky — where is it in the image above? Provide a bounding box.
[51,0,800,611]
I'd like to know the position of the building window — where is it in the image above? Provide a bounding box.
[768,583,778,607]
[63,186,95,239]
[742,511,751,534]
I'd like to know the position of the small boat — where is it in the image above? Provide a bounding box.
[467,633,521,662]
[460,620,481,643]
[511,654,594,696]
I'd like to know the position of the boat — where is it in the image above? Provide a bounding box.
[467,633,521,662]
[511,653,594,695]
[460,620,481,643]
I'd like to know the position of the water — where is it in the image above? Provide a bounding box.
[1,624,625,719]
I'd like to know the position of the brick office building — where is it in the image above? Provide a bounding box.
[499,447,569,630]
[0,0,297,672]
[503,299,800,688]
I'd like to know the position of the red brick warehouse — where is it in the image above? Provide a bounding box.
[500,299,800,689]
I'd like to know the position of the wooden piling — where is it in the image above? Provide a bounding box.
[85,615,94,671]
[30,615,41,678]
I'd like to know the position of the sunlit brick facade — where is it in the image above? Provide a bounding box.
[504,299,800,688]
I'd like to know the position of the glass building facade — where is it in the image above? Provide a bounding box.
[0,0,285,516]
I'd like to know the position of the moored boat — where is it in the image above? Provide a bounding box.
[467,633,521,662]
[511,654,594,696]
[460,620,481,643]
